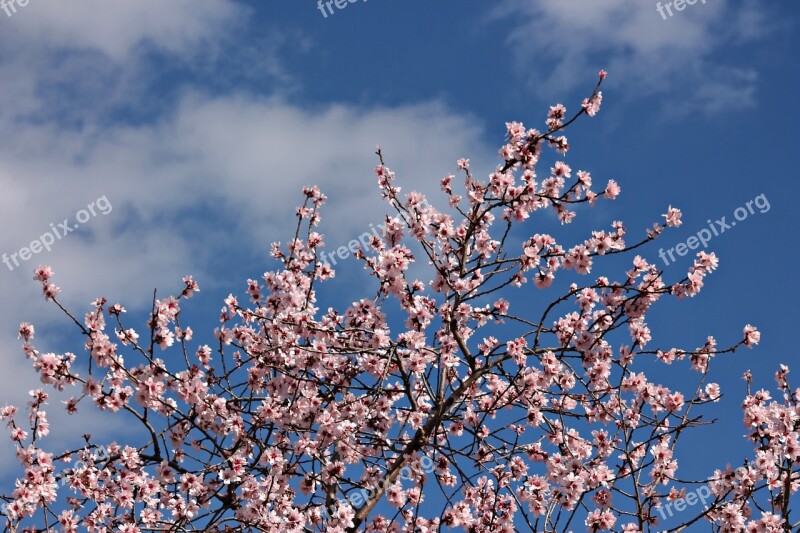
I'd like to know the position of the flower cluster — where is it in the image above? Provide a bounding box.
[1,73,788,533]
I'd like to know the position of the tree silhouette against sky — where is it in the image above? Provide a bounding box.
[1,73,795,533]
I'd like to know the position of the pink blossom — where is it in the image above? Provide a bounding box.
[604,179,621,199]
[582,91,603,117]
[663,206,683,227]
[743,324,760,347]
[33,265,53,282]
[0,77,783,533]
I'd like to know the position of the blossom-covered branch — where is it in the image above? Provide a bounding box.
[1,72,794,533]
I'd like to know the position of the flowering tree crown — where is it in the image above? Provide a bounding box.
[2,72,795,533]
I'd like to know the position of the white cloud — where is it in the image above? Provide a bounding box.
[0,93,491,471]
[496,0,773,114]
[1,0,244,60]
[0,0,259,124]
[0,0,251,473]
[0,93,489,301]
[0,0,499,480]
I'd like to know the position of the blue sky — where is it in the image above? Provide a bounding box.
[0,0,798,526]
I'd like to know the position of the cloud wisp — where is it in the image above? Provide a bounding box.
[495,0,773,115]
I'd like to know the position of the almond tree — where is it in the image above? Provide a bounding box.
[2,72,796,533]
